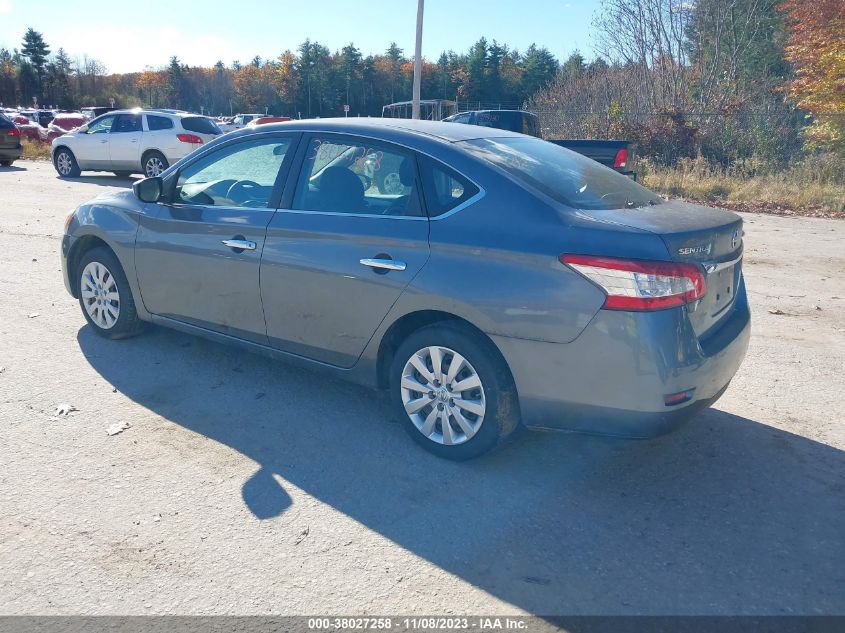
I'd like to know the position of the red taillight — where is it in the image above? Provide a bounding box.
[9,127,20,137]
[560,255,707,311]
[613,148,628,169]
[177,133,203,144]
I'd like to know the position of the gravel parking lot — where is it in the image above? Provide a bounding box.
[1,160,844,616]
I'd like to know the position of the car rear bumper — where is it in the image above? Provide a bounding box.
[491,276,751,437]
[0,144,23,161]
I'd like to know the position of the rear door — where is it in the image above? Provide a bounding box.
[108,113,143,169]
[261,134,430,367]
[134,133,299,344]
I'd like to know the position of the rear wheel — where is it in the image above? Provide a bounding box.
[54,148,80,178]
[390,323,520,460]
[77,247,144,339]
[0,160,12,167]
[142,151,168,178]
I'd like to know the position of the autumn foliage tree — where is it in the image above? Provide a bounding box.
[779,0,845,153]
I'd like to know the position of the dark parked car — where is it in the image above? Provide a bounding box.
[444,109,635,177]
[444,109,541,137]
[80,106,116,120]
[61,119,749,459]
[0,113,23,166]
[34,109,55,127]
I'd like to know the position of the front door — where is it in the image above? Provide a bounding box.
[73,114,115,168]
[262,134,430,367]
[134,134,298,344]
[108,113,143,170]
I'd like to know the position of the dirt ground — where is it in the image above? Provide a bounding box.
[1,161,844,616]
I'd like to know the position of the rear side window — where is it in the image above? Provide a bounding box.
[146,115,173,131]
[112,114,141,133]
[293,137,422,217]
[418,156,480,217]
[181,117,220,135]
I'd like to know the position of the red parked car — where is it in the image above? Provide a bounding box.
[12,115,42,142]
[39,113,86,143]
[246,116,292,127]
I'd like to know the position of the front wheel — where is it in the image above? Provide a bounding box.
[0,160,13,167]
[77,247,144,339]
[390,323,520,460]
[54,148,81,178]
[142,151,168,178]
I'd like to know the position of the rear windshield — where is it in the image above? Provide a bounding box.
[181,117,221,135]
[462,137,661,210]
[0,114,13,129]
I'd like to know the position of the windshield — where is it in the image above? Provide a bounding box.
[462,137,661,210]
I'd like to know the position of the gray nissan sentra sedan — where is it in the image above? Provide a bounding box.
[60,118,750,459]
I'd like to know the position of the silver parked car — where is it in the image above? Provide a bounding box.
[60,119,750,459]
[51,108,222,179]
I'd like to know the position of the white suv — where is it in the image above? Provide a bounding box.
[51,109,222,178]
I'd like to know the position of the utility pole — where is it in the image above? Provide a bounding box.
[411,0,424,120]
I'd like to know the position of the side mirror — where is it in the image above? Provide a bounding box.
[133,176,163,203]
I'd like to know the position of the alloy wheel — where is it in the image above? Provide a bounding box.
[145,156,165,177]
[80,261,120,330]
[56,151,73,176]
[400,346,486,446]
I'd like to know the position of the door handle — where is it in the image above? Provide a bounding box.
[222,239,257,251]
[360,258,406,272]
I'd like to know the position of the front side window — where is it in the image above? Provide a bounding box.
[293,137,421,217]
[462,137,661,210]
[87,115,115,134]
[175,136,292,208]
[112,114,141,133]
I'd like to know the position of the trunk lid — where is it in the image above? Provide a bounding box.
[592,200,744,338]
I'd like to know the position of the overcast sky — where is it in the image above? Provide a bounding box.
[0,0,601,73]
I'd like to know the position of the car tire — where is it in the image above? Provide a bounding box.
[142,151,168,178]
[113,171,132,178]
[0,160,13,167]
[54,148,81,178]
[389,322,521,460]
[77,247,144,340]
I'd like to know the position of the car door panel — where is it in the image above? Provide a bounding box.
[260,134,430,368]
[108,114,143,170]
[72,114,115,168]
[134,133,299,344]
[135,205,274,343]
[262,213,429,367]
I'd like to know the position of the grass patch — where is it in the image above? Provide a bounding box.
[641,154,845,216]
[21,139,51,161]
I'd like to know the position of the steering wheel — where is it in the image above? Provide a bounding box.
[227,180,263,205]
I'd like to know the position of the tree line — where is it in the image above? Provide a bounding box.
[1,31,559,119]
[529,0,844,164]
[2,0,842,165]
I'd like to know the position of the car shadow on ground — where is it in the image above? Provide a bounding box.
[0,165,26,172]
[77,324,845,615]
